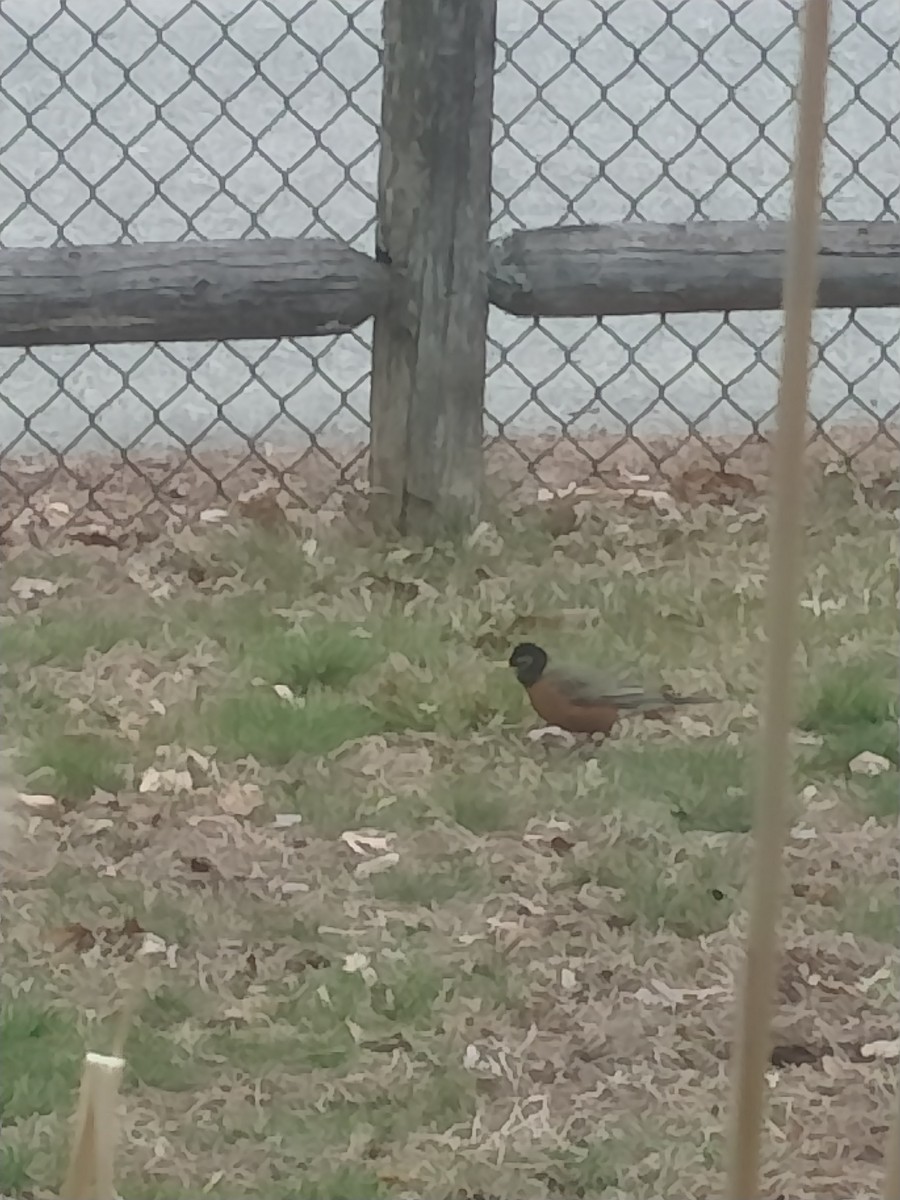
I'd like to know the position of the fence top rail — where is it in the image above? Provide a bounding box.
[1,219,898,349]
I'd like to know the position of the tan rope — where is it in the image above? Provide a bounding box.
[724,2,831,1196]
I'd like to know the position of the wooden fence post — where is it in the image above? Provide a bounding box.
[369,0,498,537]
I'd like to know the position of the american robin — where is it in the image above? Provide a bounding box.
[508,642,716,736]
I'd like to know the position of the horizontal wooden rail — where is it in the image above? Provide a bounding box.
[488,220,900,317]
[0,237,386,346]
[0,220,897,349]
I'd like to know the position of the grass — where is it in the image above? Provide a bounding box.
[20,731,126,802]
[207,690,384,763]
[0,468,897,1199]
[603,741,752,833]
[0,1000,83,1121]
[798,657,898,771]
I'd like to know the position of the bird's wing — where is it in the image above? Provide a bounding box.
[546,664,715,710]
[544,664,652,708]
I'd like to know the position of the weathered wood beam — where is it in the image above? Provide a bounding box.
[488,220,900,317]
[0,236,386,346]
[0,220,895,354]
[368,0,497,537]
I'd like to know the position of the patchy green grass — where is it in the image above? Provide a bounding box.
[846,772,900,822]
[832,885,899,945]
[0,1000,83,1121]
[0,470,897,1199]
[799,657,898,772]
[206,690,384,764]
[561,819,745,938]
[603,741,752,833]
[0,1145,34,1198]
[7,608,155,670]
[19,731,127,803]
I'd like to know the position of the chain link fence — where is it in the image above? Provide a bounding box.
[1,0,898,535]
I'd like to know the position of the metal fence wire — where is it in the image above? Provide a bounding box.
[0,0,898,531]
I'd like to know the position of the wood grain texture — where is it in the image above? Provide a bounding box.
[0,237,386,346]
[489,219,900,317]
[1,219,894,353]
[368,0,498,536]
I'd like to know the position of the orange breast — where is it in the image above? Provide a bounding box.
[525,678,620,735]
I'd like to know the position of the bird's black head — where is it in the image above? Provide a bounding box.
[508,642,548,687]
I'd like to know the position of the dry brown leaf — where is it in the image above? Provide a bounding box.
[69,524,123,548]
[675,714,714,738]
[790,825,818,841]
[17,792,57,809]
[279,880,310,895]
[10,576,59,599]
[849,751,892,777]
[859,1038,900,1061]
[354,851,400,879]
[799,590,846,615]
[348,739,434,794]
[340,830,394,855]
[860,967,894,992]
[542,498,579,537]
[616,486,682,519]
[139,766,193,794]
[48,922,96,952]
[80,817,114,834]
[42,500,71,527]
[237,484,287,527]
[218,781,264,816]
[633,979,731,1008]
[343,952,376,984]
[526,726,577,747]
[669,465,758,505]
[549,835,575,855]
[139,932,169,958]
[221,994,271,1023]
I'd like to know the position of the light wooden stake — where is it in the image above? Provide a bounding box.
[59,1052,125,1200]
[59,955,148,1200]
[725,2,831,1197]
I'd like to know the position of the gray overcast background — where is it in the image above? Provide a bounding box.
[0,0,897,456]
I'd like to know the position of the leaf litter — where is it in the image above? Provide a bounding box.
[0,456,897,1198]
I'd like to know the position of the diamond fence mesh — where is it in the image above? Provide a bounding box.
[0,0,898,537]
